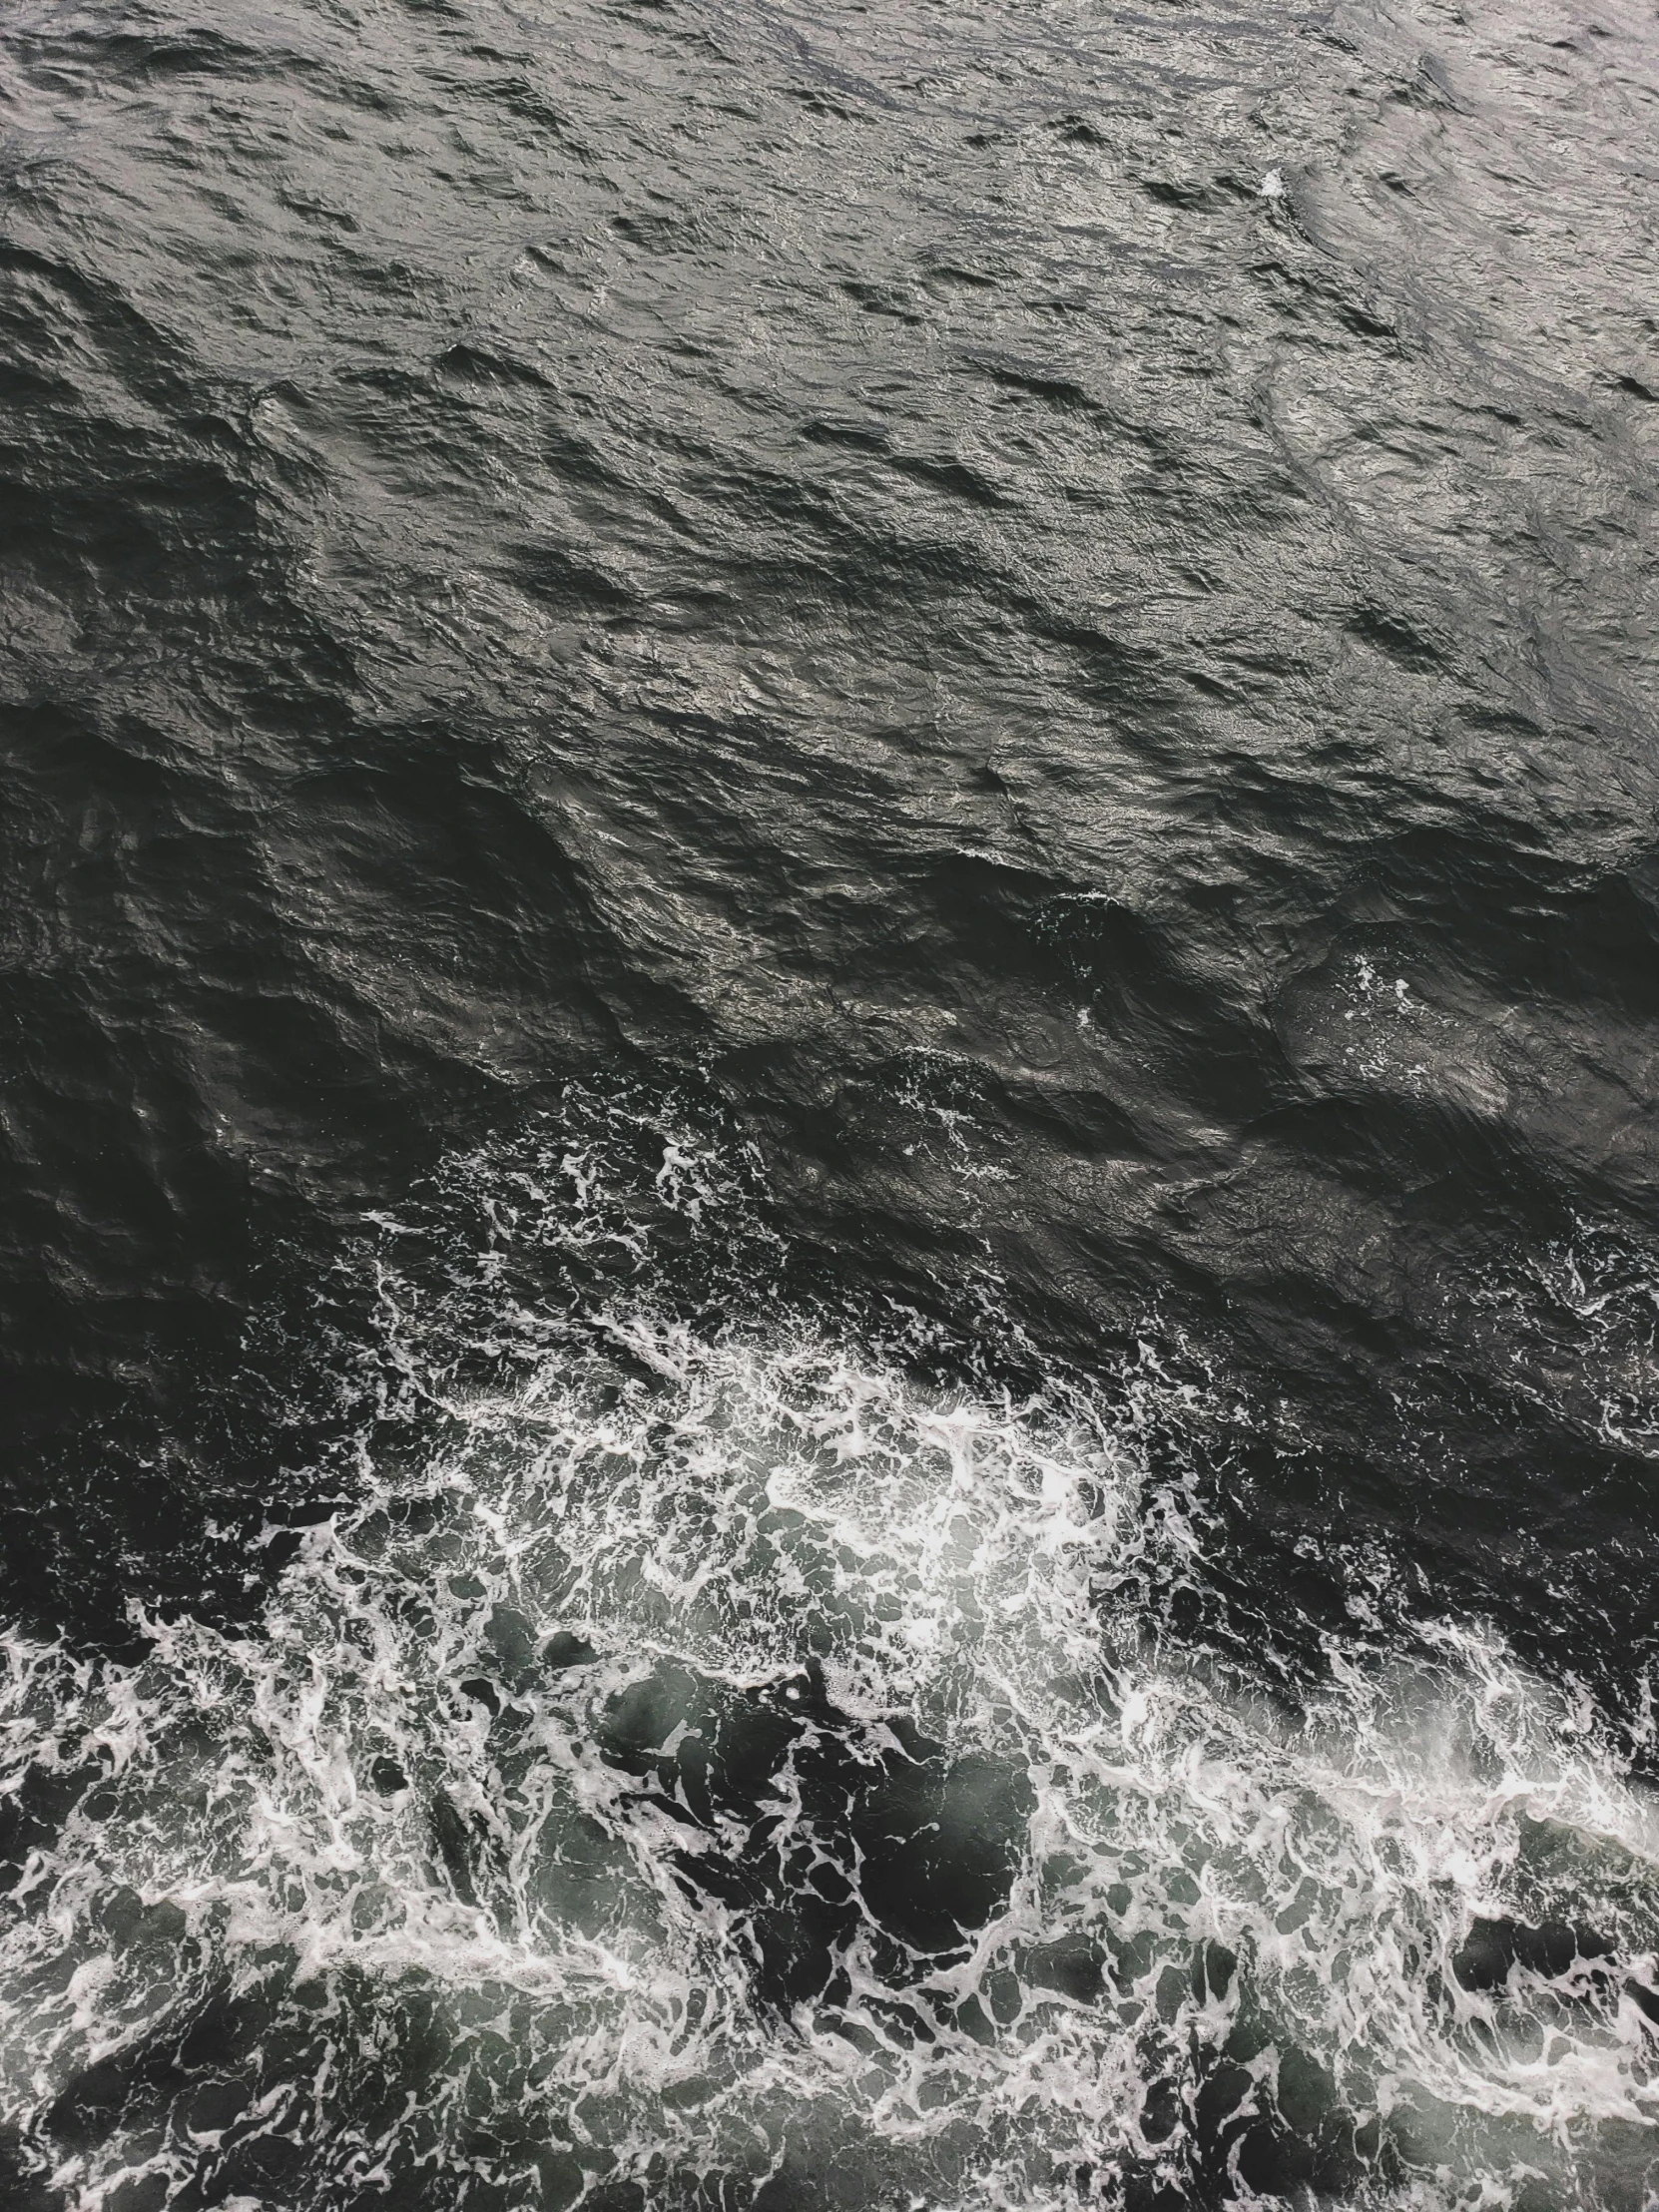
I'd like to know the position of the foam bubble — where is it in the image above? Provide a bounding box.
[1,1102,1655,2209]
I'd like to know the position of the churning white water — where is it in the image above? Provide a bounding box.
[1,1104,1655,2210]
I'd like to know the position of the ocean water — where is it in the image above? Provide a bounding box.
[1,0,1657,2204]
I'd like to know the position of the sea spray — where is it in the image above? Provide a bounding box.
[1,1100,1654,2209]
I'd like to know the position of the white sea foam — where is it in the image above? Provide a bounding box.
[0,1106,1655,2209]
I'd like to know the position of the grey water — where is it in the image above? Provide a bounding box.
[1,0,1657,2204]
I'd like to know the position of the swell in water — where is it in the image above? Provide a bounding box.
[3,0,1659,2199]
[1,1091,1655,2210]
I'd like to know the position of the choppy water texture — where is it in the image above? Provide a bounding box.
[1,0,1657,2203]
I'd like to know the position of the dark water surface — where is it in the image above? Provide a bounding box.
[2,0,1658,2203]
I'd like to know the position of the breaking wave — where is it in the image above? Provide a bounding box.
[1,1096,1655,2211]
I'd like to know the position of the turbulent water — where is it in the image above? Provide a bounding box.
[2,0,1658,2204]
